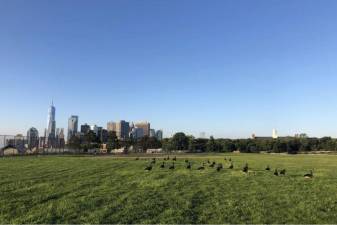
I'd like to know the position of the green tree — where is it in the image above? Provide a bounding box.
[189,138,208,152]
[107,131,119,152]
[67,135,81,150]
[206,136,222,152]
[171,132,189,151]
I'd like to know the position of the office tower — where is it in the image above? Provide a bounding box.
[100,129,108,143]
[59,128,65,139]
[46,101,56,139]
[135,122,150,137]
[59,128,65,148]
[116,120,130,140]
[67,115,79,141]
[107,121,117,132]
[27,127,39,149]
[56,128,60,139]
[130,127,144,139]
[97,127,103,138]
[90,125,99,136]
[149,129,156,137]
[156,130,163,141]
[81,124,91,134]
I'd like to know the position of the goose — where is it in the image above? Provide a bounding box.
[216,163,223,172]
[210,161,216,168]
[304,170,314,179]
[274,169,279,176]
[169,162,175,170]
[197,163,205,170]
[145,165,152,171]
[242,163,249,173]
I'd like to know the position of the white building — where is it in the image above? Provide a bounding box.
[272,129,278,139]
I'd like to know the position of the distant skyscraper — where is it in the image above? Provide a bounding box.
[59,128,65,139]
[67,115,79,141]
[107,121,117,132]
[116,120,130,140]
[130,127,144,139]
[47,101,56,139]
[149,129,156,137]
[100,129,108,143]
[27,127,39,149]
[156,130,163,141]
[135,122,150,137]
[81,123,91,134]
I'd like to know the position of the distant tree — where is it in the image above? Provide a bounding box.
[67,135,81,150]
[136,136,162,152]
[107,131,119,152]
[287,139,300,154]
[206,136,222,152]
[83,130,99,144]
[171,132,189,151]
[220,139,236,152]
[189,138,208,152]
[246,142,259,153]
[161,138,174,152]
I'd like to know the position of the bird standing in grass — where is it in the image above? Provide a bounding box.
[243,163,249,173]
[186,162,192,170]
[145,164,152,171]
[274,169,279,176]
[210,161,216,168]
[197,163,205,170]
[229,162,234,169]
[169,162,175,170]
[160,162,165,168]
[280,169,286,175]
[265,165,271,171]
[304,170,314,179]
[216,163,223,172]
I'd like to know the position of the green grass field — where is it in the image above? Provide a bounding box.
[1,154,337,224]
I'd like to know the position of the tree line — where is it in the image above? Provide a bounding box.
[67,130,161,153]
[163,132,337,154]
[67,131,337,154]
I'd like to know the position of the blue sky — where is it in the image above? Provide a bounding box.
[1,0,337,138]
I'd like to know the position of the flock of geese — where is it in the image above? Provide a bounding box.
[138,156,314,179]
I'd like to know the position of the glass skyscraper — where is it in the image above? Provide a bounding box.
[47,101,56,140]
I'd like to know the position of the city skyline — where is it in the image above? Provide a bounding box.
[0,100,332,139]
[1,0,337,138]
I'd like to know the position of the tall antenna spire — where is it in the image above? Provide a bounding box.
[51,99,54,106]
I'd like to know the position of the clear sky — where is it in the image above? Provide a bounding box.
[1,0,337,138]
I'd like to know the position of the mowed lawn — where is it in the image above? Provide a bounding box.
[1,154,337,224]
